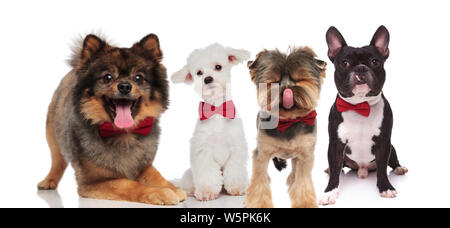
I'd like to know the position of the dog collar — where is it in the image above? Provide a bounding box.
[99,117,154,138]
[199,100,236,121]
[336,97,370,117]
[277,110,317,132]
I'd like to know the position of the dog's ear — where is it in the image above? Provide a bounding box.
[247,50,268,83]
[78,34,111,68]
[226,47,251,66]
[171,65,193,84]
[315,58,327,81]
[370,25,390,59]
[326,26,347,62]
[133,34,163,62]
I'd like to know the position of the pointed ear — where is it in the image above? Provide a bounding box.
[133,34,163,62]
[80,34,110,66]
[171,65,193,84]
[225,47,251,66]
[370,26,390,59]
[247,50,267,83]
[326,26,347,62]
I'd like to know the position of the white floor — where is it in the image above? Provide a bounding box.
[26,162,441,208]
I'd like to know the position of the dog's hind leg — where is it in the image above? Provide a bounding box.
[180,169,195,196]
[288,155,318,208]
[137,165,187,202]
[389,145,408,175]
[245,149,273,208]
[38,114,67,190]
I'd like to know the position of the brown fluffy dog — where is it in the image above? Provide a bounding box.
[37,34,186,205]
[245,47,326,208]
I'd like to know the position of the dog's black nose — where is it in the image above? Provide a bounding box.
[204,76,214,84]
[118,83,132,95]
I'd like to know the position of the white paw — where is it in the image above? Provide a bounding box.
[394,166,408,175]
[380,189,397,198]
[194,190,220,201]
[358,168,368,179]
[319,189,339,206]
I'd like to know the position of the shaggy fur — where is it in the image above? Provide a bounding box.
[37,34,186,205]
[245,47,326,208]
[171,43,250,201]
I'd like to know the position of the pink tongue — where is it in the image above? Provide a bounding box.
[114,103,134,129]
[283,89,294,109]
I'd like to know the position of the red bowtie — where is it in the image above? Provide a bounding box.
[99,117,154,138]
[336,97,370,117]
[199,100,236,121]
[276,110,317,132]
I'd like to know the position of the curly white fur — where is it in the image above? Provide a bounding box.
[171,43,250,201]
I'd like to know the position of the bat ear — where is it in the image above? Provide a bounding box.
[326,26,347,62]
[225,47,251,66]
[133,33,163,62]
[171,65,193,85]
[370,25,390,59]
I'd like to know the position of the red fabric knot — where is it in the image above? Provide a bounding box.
[336,97,370,117]
[276,110,317,132]
[99,117,154,138]
[199,100,236,121]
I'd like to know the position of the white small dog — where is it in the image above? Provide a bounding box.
[171,43,250,201]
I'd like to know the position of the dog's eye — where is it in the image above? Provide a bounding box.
[215,65,222,71]
[134,74,143,82]
[371,59,379,66]
[197,70,203,76]
[103,74,113,83]
[342,60,350,68]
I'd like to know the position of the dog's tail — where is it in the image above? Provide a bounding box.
[272,157,287,171]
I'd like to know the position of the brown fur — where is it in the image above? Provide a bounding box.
[245,47,326,208]
[38,34,184,206]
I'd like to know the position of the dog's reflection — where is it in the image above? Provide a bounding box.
[37,190,64,208]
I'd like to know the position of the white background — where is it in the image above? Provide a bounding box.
[0,0,449,208]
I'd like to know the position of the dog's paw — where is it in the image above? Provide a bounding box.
[141,188,180,205]
[195,190,219,201]
[394,166,408,175]
[226,187,247,196]
[358,168,368,179]
[173,187,187,202]
[380,189,397,198]
[37,178,58,190]
[319,189,339,206]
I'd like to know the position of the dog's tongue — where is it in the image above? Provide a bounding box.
[114,103,134,129]
[283,89,294,109]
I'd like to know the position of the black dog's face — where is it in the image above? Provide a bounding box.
[326,26,390,98]
[72,34,169,129]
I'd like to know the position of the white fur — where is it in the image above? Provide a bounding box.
[319,188,339,206]
[172,43,250,201]
[337,92,384,169]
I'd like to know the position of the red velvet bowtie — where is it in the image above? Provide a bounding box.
[99,117,154,138]
[199,100,236,121]
[277,110,317,132]
[336,97,370,117]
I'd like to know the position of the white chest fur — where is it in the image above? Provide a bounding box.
[337,93,385,167]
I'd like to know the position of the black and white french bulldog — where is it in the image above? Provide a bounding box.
[319,26,408,205]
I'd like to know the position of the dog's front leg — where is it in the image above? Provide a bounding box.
[375,140,397,198]
[137,165,187,202]
[319,140,345,206]
[191,149,223,201]
[288,155,317,208]
[245,149,273,208]
[223,148,249,196]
